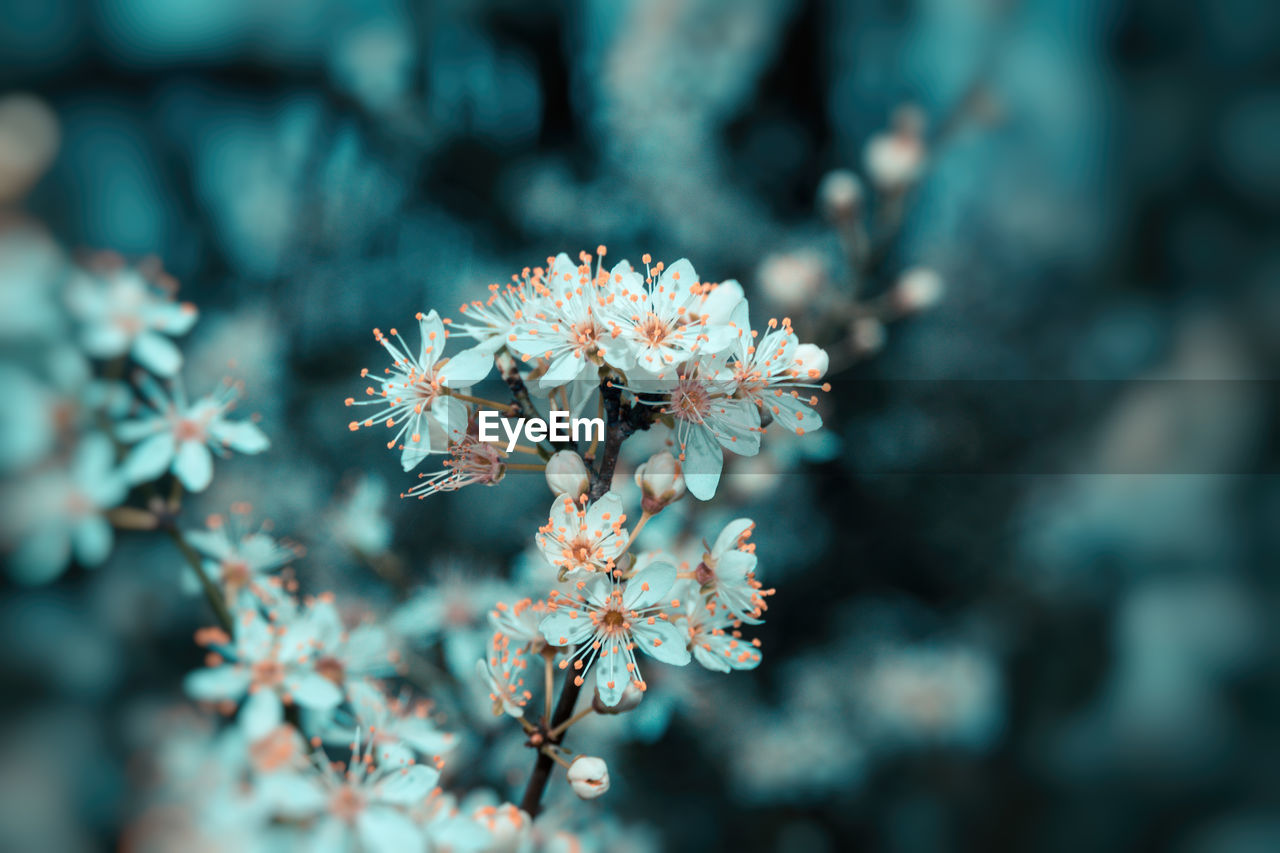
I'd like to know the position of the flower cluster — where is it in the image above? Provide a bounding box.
[346,249,801,810]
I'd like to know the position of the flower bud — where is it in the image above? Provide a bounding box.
[893,267,944,313]
[566,755,610,800]
[545,450,588,497]
[816,169,863,222]
[758,251,828,309]
[593,682,643,714]
[863,106,927,192]
[791,344,829,380]
[634,451,685,514]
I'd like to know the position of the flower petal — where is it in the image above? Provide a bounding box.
[538,609,595,648]
[122,431,176,484]
[623,561,676,611]
[184,665,252,702]
[632,618,691,666]
[132,331,183,377]
[174,440,214,492]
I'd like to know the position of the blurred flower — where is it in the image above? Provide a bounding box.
[65,260,197,377]
[758,250,830,309]
[336,681,455,768]
[185,608,344,738]
[540,560,690,707]
[566,756,610,800]
[863,105,928,191]
[478,637,531,718]
[489,597,550,655]
[0,93,60,204]
[182,503,300,607]
[892,266,945,313]
[118,374,269,492]
[259,729,439,851]
[329,473,393,557]
[1,433,126,584]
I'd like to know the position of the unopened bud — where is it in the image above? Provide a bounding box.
[566,755,610,800]
[817,169,863,222]
[792,344,829,380]
[893,267,944,313]
[758,251,828,309]
[545,450,589,497]
[635,451,685,513]
[593,682,643,714]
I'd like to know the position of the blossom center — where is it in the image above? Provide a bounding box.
[669,378,711,423]
[635,314,671,347]
[329,786,366,822]
[250,726,299,772]
[315,656,345,686]
[174,417,206,443]
[221,558,250,588]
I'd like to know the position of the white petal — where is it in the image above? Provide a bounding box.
[622,561,676,611]
[632,619,691,666]
[594,640,628,706]
[240,688,283,739]
[131,331,183,377]
[357,806,425,853]
[212,420,270,454]
[374,764,440,806]
[287,671,344,710]
[538,609,595,647]
[72,516,113,566]
[712,519,755,558]
[123,432,175,484]
[539,349,585,387]
[416,310,446,366]
[437,346,493,387]
[184,665,251,702]
[680,425,722,501]
[174,440,214,492]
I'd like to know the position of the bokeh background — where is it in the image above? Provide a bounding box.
[2,0,1279,850]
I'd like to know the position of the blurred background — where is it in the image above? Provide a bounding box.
[1,0,1278,850]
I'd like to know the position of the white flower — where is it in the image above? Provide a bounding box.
[1,433,126,584]
[118,374,269,492]
[544,449,589,497]
[346,309,493,471]
[184,609,344,738]
[634,450,685,513]
[478,634,531,718]
[677,595,763,673]
[695,519,772,625]
[329,473,393,556]
[722,309,830,438]
[65,263,198,376]
[182,504,300,606]
[303,597,401,691]
[631,356,762,501]
[535,491,629,579]
[599,256,741,376]
[389,570,516,679]
[506,250,624,387]
[565,756,610,800]
[539,561,690,707]
[259,729,438,853]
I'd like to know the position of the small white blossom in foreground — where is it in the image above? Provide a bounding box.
[1,433,126,584]
[346,309,492,471]
[676,593,764,673]
[536,491,629,578]
[118,375,269,492]
[65,261,198,377]
[566,755,610,800]
[539,561,690,707]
